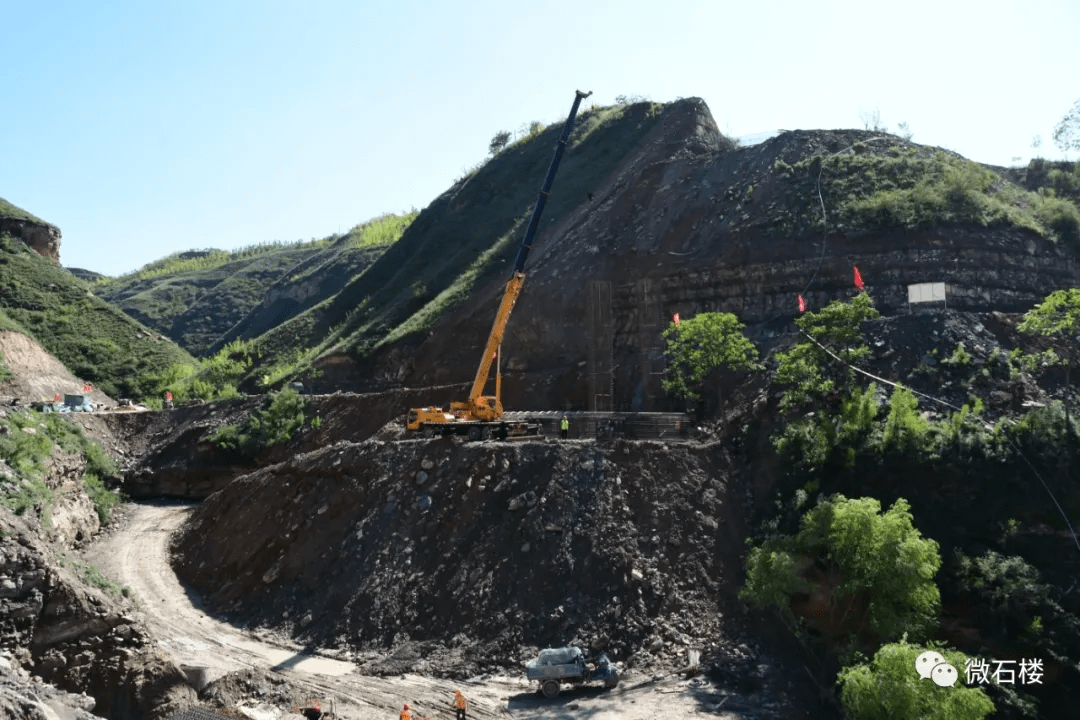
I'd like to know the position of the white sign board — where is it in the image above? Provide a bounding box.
[908,282,947,304]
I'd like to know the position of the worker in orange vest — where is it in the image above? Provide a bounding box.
[400,703,413,720]
[453,690,469,719]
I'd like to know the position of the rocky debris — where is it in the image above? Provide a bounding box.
[41,447,100,549]
[172,437,749,683]
[0,508,196,720]
[0,654,100,720]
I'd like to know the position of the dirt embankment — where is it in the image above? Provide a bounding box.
[108,387,473,500]
[169,435,805,716]
[0,508,195,720]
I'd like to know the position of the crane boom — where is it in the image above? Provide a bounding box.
[463,89,592,417]
[407,90,592,437]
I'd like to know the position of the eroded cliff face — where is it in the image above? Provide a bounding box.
[0,218,60,264]
[373,102,1079,412]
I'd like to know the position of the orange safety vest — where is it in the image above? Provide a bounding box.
[454,692,468,709]
[400,711,413,720]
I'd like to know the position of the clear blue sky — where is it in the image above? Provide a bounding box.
[3,0,1077,276]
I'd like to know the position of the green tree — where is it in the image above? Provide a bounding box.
[741,495,941,646]
[881,385,932,453]
[838,642,994,720]
[1053,98,1080,157]
[1017,288,1080,386]
[775,292,880,411]
[660,312,761,401]
[489,130,511,155]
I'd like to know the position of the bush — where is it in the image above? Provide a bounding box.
[775,293,880,411]
[661,312,761,400]
[838,641,995,720]
[208,387,309,456]
[881,385,933,453]
[741,495,941,645]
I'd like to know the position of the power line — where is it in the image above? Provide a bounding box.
[801,329,1080,555]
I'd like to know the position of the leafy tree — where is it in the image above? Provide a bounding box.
[1053,98,1080,157]
[881,385,933,453]
[1017,288,1080,386]
[488,130,511,155]
[741,495,941,646]
[775,292,880,411]
[660,312,761,401]
[838,641,995,720]
[773,383,881,469]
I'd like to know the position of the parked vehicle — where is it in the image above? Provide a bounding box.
[525,646,619,698]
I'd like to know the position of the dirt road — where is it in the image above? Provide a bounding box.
[84,501,751,719]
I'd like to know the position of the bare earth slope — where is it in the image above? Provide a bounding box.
[89,501,782,720]
[0,330,116,405]
[170,436,808,718]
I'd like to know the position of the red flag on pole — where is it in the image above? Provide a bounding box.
[673,313,680,326]
[853,265,864,289]
[798,295,806,312]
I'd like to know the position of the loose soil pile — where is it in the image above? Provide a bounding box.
[171,435,803,713]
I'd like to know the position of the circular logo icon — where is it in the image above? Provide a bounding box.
[915,650,946,680]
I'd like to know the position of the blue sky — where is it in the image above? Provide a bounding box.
[3,0,1078,276]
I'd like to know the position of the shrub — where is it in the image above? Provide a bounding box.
[881,385,933,453]
[775,293,880,411]
[838,641,994,720]
[741,495,941,645]
[208,387,309,456]
[661,312,761,401]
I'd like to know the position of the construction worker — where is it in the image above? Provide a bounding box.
[400,703,413,720]
[560,415,569,439]
[453,690,469,720]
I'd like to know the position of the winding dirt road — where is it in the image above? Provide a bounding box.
[84,501,741,720]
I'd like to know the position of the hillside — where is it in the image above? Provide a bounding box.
[0,196,61,264]
[0,232,198,400]
[92,215,412,357]
[336,103,1080,414]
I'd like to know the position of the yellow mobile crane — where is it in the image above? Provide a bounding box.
[406,90,592,441]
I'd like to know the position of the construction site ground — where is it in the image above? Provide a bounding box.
[83,500,782,720]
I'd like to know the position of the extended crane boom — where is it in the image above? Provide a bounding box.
[407,90,592,440]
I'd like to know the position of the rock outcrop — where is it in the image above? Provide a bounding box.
[0,509,195,720]
[0,218,60,265]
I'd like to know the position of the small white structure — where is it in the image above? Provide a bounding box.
[908,282,949,312]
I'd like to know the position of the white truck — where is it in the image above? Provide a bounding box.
[525,646,620,698]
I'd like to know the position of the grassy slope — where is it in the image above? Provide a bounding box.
[0,197,47,224]
[95,217,411,357]
[0,233,198,399]
[243,101,667,384]
[96,245,325,356]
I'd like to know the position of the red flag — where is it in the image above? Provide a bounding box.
[853,265,864,289]
[673,313,680,326]
[798,295,806,312]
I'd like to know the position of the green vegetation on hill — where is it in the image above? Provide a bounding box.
[239,101,668,386]
[0,197,47,224]
[94,213,415,357]
[0,408,122,525]
[793,149,1080,246]
[0,232,199,399]
[740,291,1080,717]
